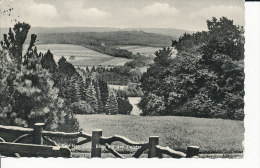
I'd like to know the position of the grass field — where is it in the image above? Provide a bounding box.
[27,44,131,66]
[75,114,244,156]
[108,85,128,90]
[117,45,177,58]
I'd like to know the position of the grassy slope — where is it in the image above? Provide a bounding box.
[34,44,131,66]
[117,45,178,59]
[116,45,162,57]
[76,115,244,154]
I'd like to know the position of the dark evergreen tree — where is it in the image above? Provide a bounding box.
[86,66,90,72]
[1,22,31,69]
[117,95,132,115]
[85,77,91,91]
[41,50,57,73]
[91,66,96,72]
[98,79,109,109]
[58,56,77,78]
[86,81,98,113]
[105,90,118,115]
[93,80,103,113]
[68,75,81,103]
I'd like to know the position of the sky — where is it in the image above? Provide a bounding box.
[0,0,245,31]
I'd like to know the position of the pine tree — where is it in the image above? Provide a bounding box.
[76,74,86,100]
[86,66,90,72]
[99,79,109,109]
[91,66,96,72]
[105,90,118,115]
[93,81,103,113]
[1,22,31,69]
[86,81,98,113]
[85,77,91,89]
[67,75,81,103]
[58,56,77,78]
[41,50,57,73]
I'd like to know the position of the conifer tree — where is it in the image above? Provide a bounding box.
[41,50,57,73]
[86,81,98,113]
[68,75,81,103]
[93,80,103,113]
[85,77,91,89]
[86,66,90,72]
[1,22,30,69]
[76,74,86,101]
[105,90,118,115]
[99,79,109,109]
[91,66,96,72]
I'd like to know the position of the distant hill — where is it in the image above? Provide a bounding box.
[0,26,193,40]
[125,28,194,38]
[33,31,172,47]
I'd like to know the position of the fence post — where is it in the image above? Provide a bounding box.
[148,136,161,158]
[33,123,44,145]
[91,129,102,158]
[186,146,200,158]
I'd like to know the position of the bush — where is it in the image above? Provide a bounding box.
[139,93,166,116]
[117,97,132,115]
[70,101,94,114]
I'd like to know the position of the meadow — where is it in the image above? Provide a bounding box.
[31,44,131,66]
[75,114,244,157]
[117,45,178,58]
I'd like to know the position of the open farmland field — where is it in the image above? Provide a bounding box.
[31,44,131,66]
[117,45,177,58]
[108,85,128,90]
[75,114,244,157]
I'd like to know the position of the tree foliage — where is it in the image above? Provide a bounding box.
[105,90,118,115]
[140,17,244,120]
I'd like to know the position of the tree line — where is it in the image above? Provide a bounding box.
[83,53,152,86]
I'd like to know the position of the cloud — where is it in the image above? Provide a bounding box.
[65,5,111,24]
[1,0,244,31]
[137,2,179,17]
[53,0,111,26]
[2,0,110,27]
[191,5,244,26]
[119,2,179,28]
[3,0,58,27]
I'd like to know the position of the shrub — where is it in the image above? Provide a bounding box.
[70,101,94,114]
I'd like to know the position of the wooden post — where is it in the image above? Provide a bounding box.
[33,123,44,145]
[91,129,102,158]
[148,136,161,158]
[186,146,200,158]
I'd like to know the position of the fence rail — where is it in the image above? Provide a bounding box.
[0,123,200,158]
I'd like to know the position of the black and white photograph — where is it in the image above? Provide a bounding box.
[0,0,246,159]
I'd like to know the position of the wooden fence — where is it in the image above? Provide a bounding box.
[0,123,199,158]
